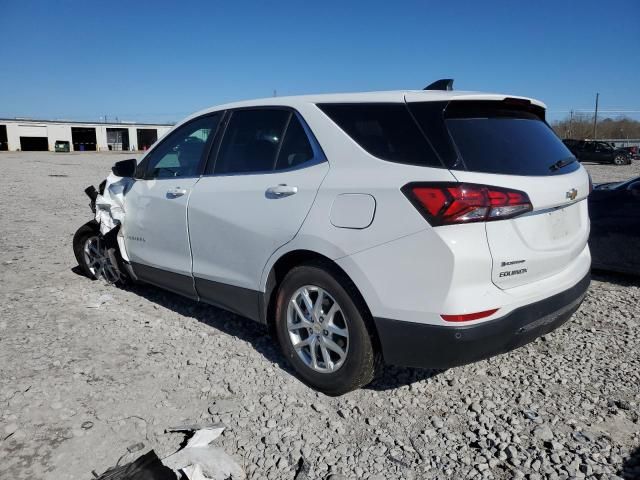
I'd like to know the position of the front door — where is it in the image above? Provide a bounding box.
[188,109,328,316]
[123,113,221,297]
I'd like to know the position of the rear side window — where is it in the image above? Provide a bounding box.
[214,109,289,175]
[411,101,579,176]
[275,115,314,170]
[317,103,442,167]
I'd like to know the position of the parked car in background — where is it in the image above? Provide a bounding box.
[589,176,640,275]
[562,139,631,165]
[73,85,591,394]
[55,140,70,152]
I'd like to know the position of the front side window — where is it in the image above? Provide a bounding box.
[143,114,219,179]
[214,109,290,175]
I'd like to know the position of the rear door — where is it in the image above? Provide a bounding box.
[123,114,220,297]
[595,142,615,163]
[408,98,590,289]
[188,108,328,314]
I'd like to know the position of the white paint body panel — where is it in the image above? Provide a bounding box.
[123,178,198,275]
[189,162,329,290]
[449,166,590,289]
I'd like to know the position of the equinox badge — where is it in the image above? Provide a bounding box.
[566,188,578,201]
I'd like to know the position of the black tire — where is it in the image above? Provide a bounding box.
[72,221,129,284]
[73,220,101,279]
[613,155,627,166]
[274,262,378,395]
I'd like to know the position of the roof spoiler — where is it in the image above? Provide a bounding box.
[423,79,454,91]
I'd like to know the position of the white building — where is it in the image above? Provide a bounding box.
[0,118,173,152]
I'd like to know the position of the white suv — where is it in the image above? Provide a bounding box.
[74,82,591,395]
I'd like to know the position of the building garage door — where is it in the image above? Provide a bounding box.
[106,128,130,151]
[71,127,97,151]
[20,137,49,151]
[137,128,157,151]
[0,125,7,151]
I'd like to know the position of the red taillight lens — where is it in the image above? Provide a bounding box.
[403,183,532,226]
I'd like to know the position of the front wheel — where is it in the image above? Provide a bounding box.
[72,221,126,284]
[274,263,377,395]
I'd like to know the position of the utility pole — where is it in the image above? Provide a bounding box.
[592,93,599,139]
[569,110,574,138]
[273,89,277,97]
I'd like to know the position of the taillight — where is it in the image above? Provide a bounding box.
[587,172,593,194]
[402,182,532,226]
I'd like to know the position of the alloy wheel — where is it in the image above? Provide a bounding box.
[286,285,349,373]
[83,236,121,284]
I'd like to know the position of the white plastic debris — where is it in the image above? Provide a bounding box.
[94,173,134,236]
[86,293,114,309]
[181,464,207,480]
[162,425,245,480]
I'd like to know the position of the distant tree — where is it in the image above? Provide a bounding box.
[551,114,640,139]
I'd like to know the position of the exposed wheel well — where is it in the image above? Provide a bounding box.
[263,250,382,356]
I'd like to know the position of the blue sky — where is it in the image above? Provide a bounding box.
[0,0,638,123]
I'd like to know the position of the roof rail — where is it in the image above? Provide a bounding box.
[423,79,454,91]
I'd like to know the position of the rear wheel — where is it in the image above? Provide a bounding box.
[274,263,377,395]
[613,155,627,165]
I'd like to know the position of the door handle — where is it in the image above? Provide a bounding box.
[266,184,298,198]
[167,187,187,198]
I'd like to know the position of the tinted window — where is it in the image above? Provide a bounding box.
[144,115,219,179]
[444,117,578,176]
[595,142,612,152]
[214,109,290,174]
[318,104,442,167]
[275,115,314,170]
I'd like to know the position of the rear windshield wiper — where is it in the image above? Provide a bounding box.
[549,157,577,172]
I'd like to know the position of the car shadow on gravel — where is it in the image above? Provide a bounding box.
[121,282,299,375]
[591,269,640,287]
[621,445,640,479]
[109,279,446,392]
[366,365,443,391]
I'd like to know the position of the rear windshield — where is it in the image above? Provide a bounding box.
[414,101,579,176]
[319,101,579,176]
[446,118,578,175]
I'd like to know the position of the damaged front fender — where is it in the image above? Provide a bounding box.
[94,173,135,236]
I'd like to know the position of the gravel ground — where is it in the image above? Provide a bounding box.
[1,152,639,480]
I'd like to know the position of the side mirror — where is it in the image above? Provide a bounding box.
[112,158,137,177]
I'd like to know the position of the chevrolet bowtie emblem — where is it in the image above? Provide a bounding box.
[566,188,578,201]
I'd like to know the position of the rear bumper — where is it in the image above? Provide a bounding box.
[373,272,590,369]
